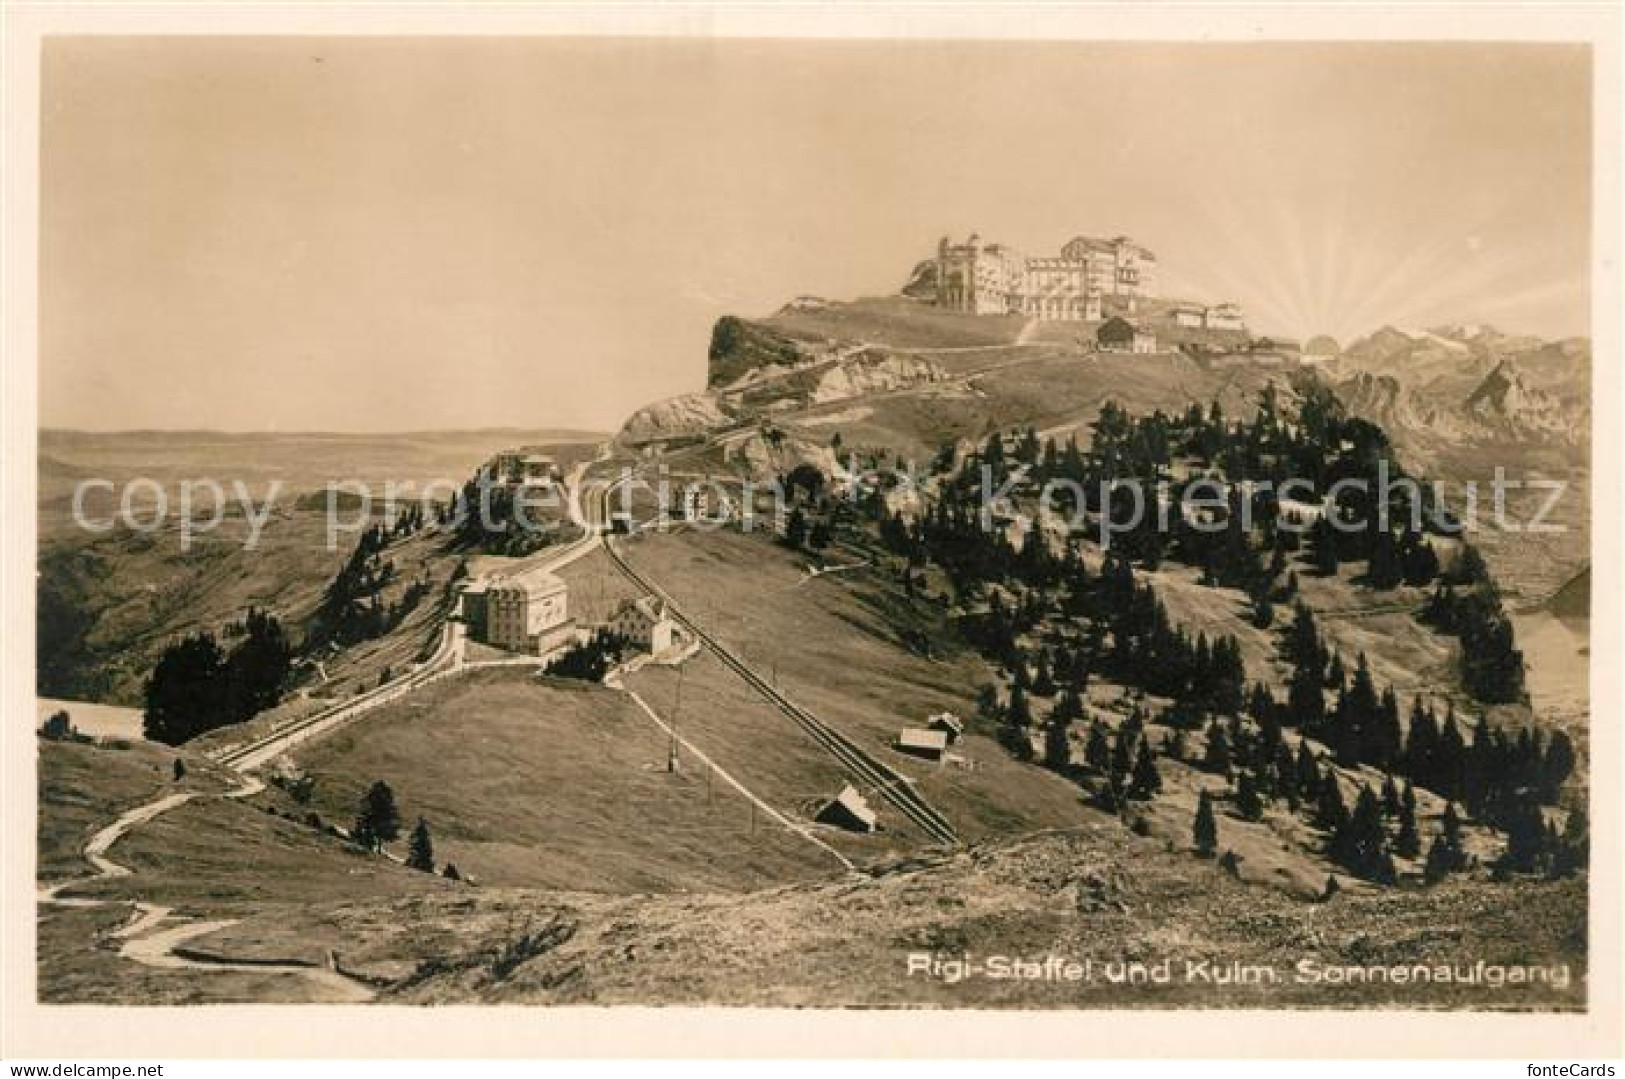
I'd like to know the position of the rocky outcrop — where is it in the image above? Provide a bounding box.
[810,351,946,404]
[618,393,733,445]
[1463,360,1588,446]
[1333,372,1462,442]
[707,316,807,388]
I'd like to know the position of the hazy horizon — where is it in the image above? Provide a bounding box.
[42,39,1591,434]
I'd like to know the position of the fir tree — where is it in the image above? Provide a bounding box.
[1193,791,1219,858]
[406,817,435,872]
[353,780,401,851]
[1084,721,1112,773]
[1235,771,1264,821]
[1006,682,1032,727]
[1395,788,1422,858]
[1499,802,1550,875]
[1295,741,1322,801]
[1128,740,1163,800]
[1203,719,1233,778]
[1043,718,1073,771]
[1380,773,1402,817]
[1422,835,1455,884]
[1539,730,1576,805]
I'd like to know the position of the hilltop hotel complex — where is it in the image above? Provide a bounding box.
[935,233,1243,331]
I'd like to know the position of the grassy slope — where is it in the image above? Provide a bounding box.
[37,738,443,1003]
[616,528,1093,847]
[197,825,1584,1009]
[288,668,847,892]
[763,296,1026,351]
[37,739,235,882]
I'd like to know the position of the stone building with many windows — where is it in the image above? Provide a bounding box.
[462,569,571,653]
[935,233,1159,320]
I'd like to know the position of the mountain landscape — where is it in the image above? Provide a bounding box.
[1328,325,1590,475]
[36,285,1591,1010]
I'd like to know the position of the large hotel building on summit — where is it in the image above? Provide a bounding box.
[935,233,1159,321]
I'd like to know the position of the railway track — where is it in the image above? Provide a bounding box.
[596,504,958,846]
[214,620,464,770]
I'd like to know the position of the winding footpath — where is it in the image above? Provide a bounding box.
[38,773,376,1002]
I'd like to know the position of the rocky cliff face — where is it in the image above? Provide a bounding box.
[620,318,949,447]
[618,392,734,445]
[1333,371,1466,443]
[706,315,808,388]
[1463,359,1586,445]
[810,350,945,403]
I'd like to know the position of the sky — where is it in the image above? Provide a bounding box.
[40,39,1592,433]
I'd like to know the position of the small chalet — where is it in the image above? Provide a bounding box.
[816,785,878,833]
[926,712,966,744]
[1096,316,1157,354]
[608,595,678,654]
[895,727,950,762]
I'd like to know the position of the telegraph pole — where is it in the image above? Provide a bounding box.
[667,664,684,774]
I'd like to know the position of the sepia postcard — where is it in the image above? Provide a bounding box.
[2,2,1621,1062]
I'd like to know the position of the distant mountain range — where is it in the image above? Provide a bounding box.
[1326,324,1589,473]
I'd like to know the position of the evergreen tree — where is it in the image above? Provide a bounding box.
[1551,809,1589,878]
[1052,686,1085,724]
[1309,516,1341,576]
[1316,770,1349,833]
[1380,773,1402,817]
[143,632,227,746]
[1193,791,1219,857]
[1334,785,1395,883]
[1043,718,1072,771]
[782,507,808,548]
[1424,802,1469,883]
[1395,788,1422,858]
[1031,655,1057,697]
[975,683,1001,721]
[1235,771,1264,821]
[1423,836,1453,883]
[1403,696,1441,789]
[1287,664,1325,735]
[406,817,435,872]
[1295,741,1322,801]
[1202,719,1232,778]
[1084,721,1112,773]
[354,780,401,851]
[1128,740,1162,800]
[1539,730,1576,805]
[1435,713,1468,803]
[1006,682,1032,727]
[1499,801,1550,874]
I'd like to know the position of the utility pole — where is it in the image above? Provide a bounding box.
[667,664,684,774]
